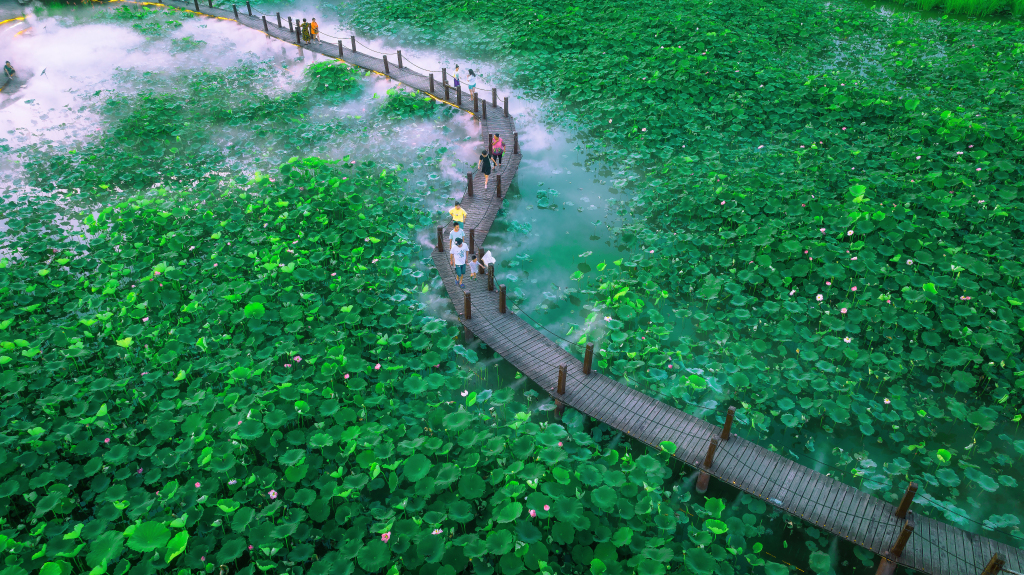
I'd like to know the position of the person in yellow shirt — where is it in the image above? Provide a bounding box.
[449,201,467,226]
[310,18,319,41]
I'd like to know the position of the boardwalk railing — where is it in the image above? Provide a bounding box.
[146,2,1023,573]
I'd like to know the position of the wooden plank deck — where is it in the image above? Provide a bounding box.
[152,2,1024,573]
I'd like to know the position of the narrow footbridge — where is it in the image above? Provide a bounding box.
[152,2,1022,572]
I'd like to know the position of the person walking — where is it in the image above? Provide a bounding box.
[451,237,469,287]
[478,148,491,190]
[3,61,14,80]
[449,200,467,227]
[310,18,319,41]
[468,254,481,279]
[449,222,465,250]
[467,69,477,97]
[301,19,311,43]
[491,133,505,168]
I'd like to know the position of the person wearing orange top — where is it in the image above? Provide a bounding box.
[310,18,319,41]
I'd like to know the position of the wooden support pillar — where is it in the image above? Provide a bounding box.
[436,227,444,252]
[496,175,502,199]
[492,87,497,107]
[488,133,493,156]
[504,96,509,117]
[262,15,268,33]
[499,285,506,314]
[482,98,487,119]
[721,406,736,440]
[276,12,281,27]
[513,132,519,154]
[444,83,450,101]
[557,365,567,395]
[397,50,403,68]
[895,482,917,519]
[981,553,1006,575]
[429,73,434,93]
[351,36,356,53]
[246,1,251,16]
[295,25,301,45]
[473,92,478,114]
[232,4,238,21]
[469,229,475,254]
[207,0,212,8]
[466,172,473,197]
[383,55,389,75]
[288,16,292,31]
[875,516,915,575]
[695,436,719,494]
[442,67,447,86]
[194,0,200,11]
[457,86,462,107]
[487,264,494,291]
[583,343,594,375]
[463,292,471,320]
[338,40,343,57]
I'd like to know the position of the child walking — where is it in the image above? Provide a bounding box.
[469,254,480,278]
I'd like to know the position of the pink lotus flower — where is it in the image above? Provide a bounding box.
[820,228,825,233]
[720,201,725,205]
[851,287,857,292]
[847,230,853,236]
[844,337,852,343]
[137,468,143,474]
[841,308,847,314]
[826,281,831,286]
[331,273,336,277]
[558,442,563,447]
[851,257,858,261]
[884,398,891,405]
[789,290,796,296]
[104,438,110,443]
[544,505,550,511]
[381,532,391,543]
[667,364,672,368]
[201,557,205,563]
[816,294,823,301]
[214,263,218,267]
[906,259,913,265]
[248,545,253,550]
[228,480,237,485]
[461,390,469,397]
[375,363,381,370]
[268,490,278,499]
[432,529,443,535]
[294,355,302,362]
[344,373,350,379]
[195,482,201,488]
[372,258,379,263]
[154,271,161,276]
[142,317,149,322]
[284,364,292,368]
[529,509,537,518]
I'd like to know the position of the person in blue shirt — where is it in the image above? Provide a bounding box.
[449,222,465,251]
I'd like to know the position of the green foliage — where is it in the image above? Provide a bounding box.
[381,86,441,118]
[169,34,206,54]
[304,61,363,95]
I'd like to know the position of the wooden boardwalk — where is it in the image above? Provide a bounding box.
[153,2,1023,573]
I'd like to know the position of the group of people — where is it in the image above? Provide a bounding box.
[478,133,505,190]
[451,64,478,97]
[447,202,496,288]
[298,18,319,43]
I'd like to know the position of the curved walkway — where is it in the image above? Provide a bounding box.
[149,2,1021,573]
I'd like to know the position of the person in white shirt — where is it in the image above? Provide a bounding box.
[449,222,465,251]
[450,237,469,287]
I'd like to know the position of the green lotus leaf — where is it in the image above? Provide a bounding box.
[809,550,831,574]
[237,419,265,440]
[404,454,432,482]
[487,530,515,555]
[356,540,391,572]
[217,537,247,563]
[449,500,475,523]
[127,521,171,553]
[443,410,472,432]
[591,486,617,511]
[86,531,124,568]
[764,563,790,575]
[493,502,523,523]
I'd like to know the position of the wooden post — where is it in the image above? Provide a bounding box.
[397,50,403,68]
[429,73,434,93]
[338,40,343,57]
[981,553,1006,575]
[246,1,251,16]
[504,96,509,117]
[442,67,447,86]
[466,172,473,197]
[276,12,281,27]
[721,406,736,440]
[473,92,478,114]
[295,25,301,45]
[436,227,444,252]
[457,86,462,107]
[383,55,389,75]
[469,229,475,254]
[875,515,916,575]
[232,4,238,20]
[444,83,450,101]
[194,0,199,11]
[288,16,292,31]
[488,133,493,156]
[557,365,567,395]
[513,132,519,154]
[487,264,494,291]
[583,343,594,375]
[463,292,471,320]
[207,0,211,8]
[492,87,497,107]
[482,99,487,119]
[499,285,506,314]
[496,175,502,199]
[695,436,719,493]
[262,15,268,33]
[894,482,917,519]
[351,36,356,53]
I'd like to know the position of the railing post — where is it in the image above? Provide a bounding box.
[482,98,487,119]
[383,55,389,75]
[429,73,434,93]
[981,553,1006,575]
[473,92,478,114]
[469,229,475,254]
[232,4,238,20]
[246,1,251,15]
[583,343,594,375]
[894,482,917,519]
[262,15,268,33]
[875,516,915,575]
[351,36,356,53]
[499,285,506,314]
[487,264,494,291]
[721,406,736,440]
[397,50,403,68]
[463,292,471,320]
[466,172,473,197]
[492,87,497,107]
[504,96,509,117]
[695,436,719,494]
[457,86,462,107]
[513,132,519,154]
[276,12,281,27]
[496,175,502,199]
[557,365,566,395]
[207,0,211,8]
[194,0,199,11]
[295,25,301,45]
[442,67,447,86]
[444,83,450,101]
[288,16,292,31]
[436,227,444,252]
[488,133,493,156]
[338,40,343,57]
